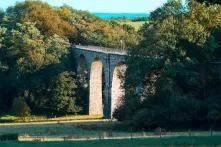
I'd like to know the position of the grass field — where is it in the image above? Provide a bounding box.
[0,120,221,146]
[0,137,221,147]
[0,121,221,140]
[118,21,147,30]
[0,121,221,146]
[0,121,133,138]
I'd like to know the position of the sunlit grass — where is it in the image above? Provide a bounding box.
[0,114,103,123]
[118,21,147,30]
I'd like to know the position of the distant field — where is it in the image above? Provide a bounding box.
[94,13,149,20]
[118,21,147,30]
[1,137,221,147]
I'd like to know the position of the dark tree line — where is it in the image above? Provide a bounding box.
[114,0,221,130]
[196,0,221,5]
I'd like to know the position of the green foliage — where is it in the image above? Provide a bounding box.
[8,22,45,72]
[0,0,140,115]
[11,97,31,118]
[4,1,140,49]
[51,71,82,114]
[196,0,221,5]
[0,1,80,114]
[58,6,140,48]
[2,21,73,113]
[0,27,7,71]
[6,1,76,37]
[205,28,221,60]
[0,27,6,48]
[115,0,221,129]
[0,9,4,20]
[149,0,183,22]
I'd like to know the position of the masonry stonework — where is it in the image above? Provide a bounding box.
[73,45,127,118]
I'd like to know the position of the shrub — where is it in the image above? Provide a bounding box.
[0,134,18,141]
[51,71,82,114]
[11,97,31,120]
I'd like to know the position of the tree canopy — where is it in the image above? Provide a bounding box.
[0,0,141,115]
[114,0,221,130]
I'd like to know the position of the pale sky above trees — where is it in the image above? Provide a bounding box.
[0,0,169,13]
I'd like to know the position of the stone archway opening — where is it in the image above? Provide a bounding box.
[111,63,127,118]
[89,58,104,116]
[77,55,88,88]
[77,54,89,113]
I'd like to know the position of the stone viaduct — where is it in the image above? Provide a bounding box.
[72,45,127,118]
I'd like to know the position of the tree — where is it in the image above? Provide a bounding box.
[196,0,221,5]
[149,0,183,22]
[0,9,4,21]
[6,1,76,37]
[0,27,12,111]
[8,22,45,73]
[58,6,140,48]
[51,71,82,114]
[0,27,7,72]
[0,27,6,49]
[11,97,31,119]
[115,0,221,129]
[5,1,139,49]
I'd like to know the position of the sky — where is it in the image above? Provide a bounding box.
[0,0,169,13]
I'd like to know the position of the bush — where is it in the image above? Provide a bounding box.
[11,97,31,120]
[51,71,82,114]
[0,134,18,141]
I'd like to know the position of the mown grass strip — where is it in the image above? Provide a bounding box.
[0,114,103,124]
[0,136,221,147]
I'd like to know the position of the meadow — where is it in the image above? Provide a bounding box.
[0,121,137,138]
[117,20,147,30]
[0,120,220,146]
[0,121,220,141]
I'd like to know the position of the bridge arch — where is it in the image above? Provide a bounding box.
[73,45,127,118]
[77,55,88,88]
[77,54,89,112]
[89,58,104,116]
[111,62,127,118]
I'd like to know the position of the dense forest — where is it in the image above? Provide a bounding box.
[0,0,139,116]
[114,0,221,130]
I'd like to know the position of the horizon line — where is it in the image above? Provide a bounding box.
[91,12,149,14]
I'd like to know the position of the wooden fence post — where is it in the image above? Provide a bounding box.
[188,130,191,137]
[130,128,133,139]
[210,128,213,137]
